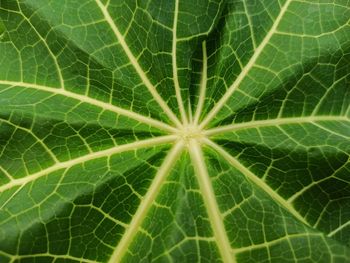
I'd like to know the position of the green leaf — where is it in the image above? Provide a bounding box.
[0,0,349,262]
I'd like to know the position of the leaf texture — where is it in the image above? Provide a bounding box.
[0,0,349,262]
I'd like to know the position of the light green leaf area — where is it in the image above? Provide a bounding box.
[0,0,349,262]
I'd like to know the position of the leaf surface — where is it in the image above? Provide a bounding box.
[0,0,349,262]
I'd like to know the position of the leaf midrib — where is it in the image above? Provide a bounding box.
[94,0,182,129]
[188,139,235,263]
[204,116,349,136]
[203,138,310,227]
[0,135,177,193]
[0,80,177,133]
[172,0,188,125]
[108,141,185,263]
[199,0,293,129]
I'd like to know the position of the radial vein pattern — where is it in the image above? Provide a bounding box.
[0,0,349,263]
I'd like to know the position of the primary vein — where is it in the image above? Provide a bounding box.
[188,139,235,263]
[172,0,188,125]
[204,116,349,136]
[108,140,184,263]
[0,135,177,193]
[193,41,208,125]
[94,0,183,129]
[0,80,178,133]
[199,0,292,129]
[203,138,310,227]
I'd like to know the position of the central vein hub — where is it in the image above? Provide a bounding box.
[179,124,203,143]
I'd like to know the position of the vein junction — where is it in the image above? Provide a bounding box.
[1,0,349,262]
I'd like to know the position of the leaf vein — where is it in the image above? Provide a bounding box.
[203,138,310,227]
[199,0,293,129]
[94,0,182,128]
[0,135,177,193]
[0,80,178,133]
